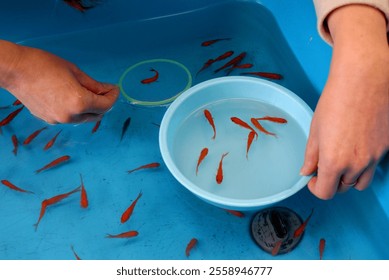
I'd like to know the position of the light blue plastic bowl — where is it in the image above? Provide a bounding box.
[159,76,313,211]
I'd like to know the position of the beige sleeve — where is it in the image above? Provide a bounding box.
[313,0,389,44]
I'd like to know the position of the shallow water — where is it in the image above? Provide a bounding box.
[0,0,388,260]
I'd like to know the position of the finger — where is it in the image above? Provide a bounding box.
[300,132,319,176]
[70,112,103,124]
[81,86,120,115]
[73,66,118,95]
[353,164,377,191]
[337,168,365,193]
[308,164,341,200]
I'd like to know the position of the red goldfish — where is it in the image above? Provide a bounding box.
[255,116,287,123]
[121,191,142,224]
[246,130,257,159]
[34,186,81,230]
[23,126,47,145]
[251,118,276,137]
[319,238,326,260]
[293,209,314,238]
[230,117,257,134]
[0,106,24,126]
[141,68,159,84]
[63,0,96,13]
[240,71,283,80]
[196,51,234,76]
[225,209,245,218]
[43,129,62,151]
[216,152,229,184]
[127,162,160,174]
[1,179,34,194]
[71,245,82,260]
[106,230,139,239]
[204,109,216,139]
[196,147,209,175]
[185,238,198,257]
[80,174,88,209]
[226,63,254,75]
[271,240,283,256]
[92,120,101,133]
[201,38,231,46]
[35,155,71,174]
[214,52,246,73]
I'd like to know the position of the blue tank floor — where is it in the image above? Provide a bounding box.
[0,0,388,260]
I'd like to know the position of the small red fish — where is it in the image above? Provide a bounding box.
[226,63,254,75]
[240,71,283,80]
[34,200,48,231]
[13,99,22,106]
[121,191,142,223]
[0,106,24,127]
[216,152,229,184]
[80,174,88,209]
[91,120,101,133]
[319,238,326,260]
[196,51,234,76]
[204,109,216,140]
[34,186,81,230]
[214,52,246,73]
[293,209,314,238]
[71,245,82,260]
[230,117,257,134]
[127,162,160,174]
[106,230,139,239]
[43,129,62,151]
[23,126,47,145]
[185,238,198,257]
[254,116,287,124]
[246,130,257,159]
[232,63,254,69]
[35,155,71,174]
[196,58,215,76]
[201,38,231,47]
[196,147,209,175]
[250,118,276,137]
[214,50,234,62]
[225,209,245,218]
[63,0,96,13]
[141,68,159,84]
[1,179,34,194]
[271,240,283,256]
[11,134,18,156]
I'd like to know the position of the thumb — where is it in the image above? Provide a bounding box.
[73,66,117,95]
[300,133,319,176]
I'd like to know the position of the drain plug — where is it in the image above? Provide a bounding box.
[250,206,303,255]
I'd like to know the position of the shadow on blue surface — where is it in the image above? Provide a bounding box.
[0,0,388,260]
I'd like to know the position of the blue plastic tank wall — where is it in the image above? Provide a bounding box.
[1,0,388,260]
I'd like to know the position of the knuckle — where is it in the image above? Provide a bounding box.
[68,95,87,113]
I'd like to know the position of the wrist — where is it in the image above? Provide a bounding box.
[0,40,24,90]
[326,5,389,89]
[327,4,388,47]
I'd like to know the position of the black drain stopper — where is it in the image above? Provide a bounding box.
[251,206,303,255]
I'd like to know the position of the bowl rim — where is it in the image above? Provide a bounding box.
[159,76,313,210]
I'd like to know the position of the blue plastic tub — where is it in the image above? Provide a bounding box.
[0,0,388,260]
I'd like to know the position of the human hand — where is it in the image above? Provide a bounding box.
[0,41,119,124]
[300,5,389,199]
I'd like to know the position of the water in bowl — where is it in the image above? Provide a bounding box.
[172,98,307,201]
